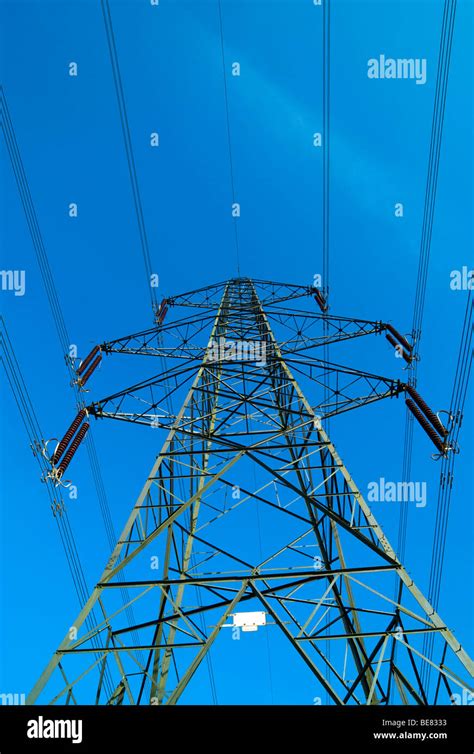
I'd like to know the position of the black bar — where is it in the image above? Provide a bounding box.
[1,704,473,750]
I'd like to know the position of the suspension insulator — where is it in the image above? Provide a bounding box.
[78,354,102,387]
[156,299,169,324]
[406,400,447,454]
[51,409,87,465]
[159,306,168,323]
[385,324,412,353]
[314,290,328,313]
[385,333,412,363]
[57,423,90,477]
[386,332,399,351]
[77,346,101,376]
[405,384,448,437]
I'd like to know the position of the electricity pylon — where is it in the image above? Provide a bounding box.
[28,278,473,705]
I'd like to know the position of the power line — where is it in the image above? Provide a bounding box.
[422,292,472,686]
[0,88,116,549]
[396,0,457,571]
[0,318,115,699]
[100,0,158,312]
[412,0,457,347]
[1,86,142,674]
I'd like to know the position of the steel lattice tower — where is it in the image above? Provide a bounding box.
[28,278,473,705]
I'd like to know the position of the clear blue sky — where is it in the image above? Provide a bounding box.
[0,0,472,704]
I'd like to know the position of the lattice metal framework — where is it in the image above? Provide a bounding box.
[27,278,473,705]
